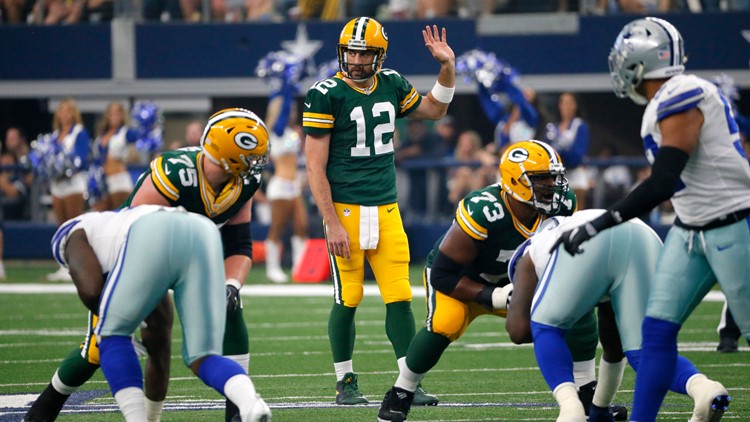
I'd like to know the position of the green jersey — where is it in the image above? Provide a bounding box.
[302,69,421,205]
[425,184,577,287]
[123,147,261,225]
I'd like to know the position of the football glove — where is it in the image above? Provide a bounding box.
[225,284,240,313]
[551,223,598,256]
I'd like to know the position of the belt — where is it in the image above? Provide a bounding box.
[675,208,750,231]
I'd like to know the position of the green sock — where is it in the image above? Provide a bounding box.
[223,307,249,355]
[405,328,450,374]
[57,347,99,388]
[385,301,416,358]
[328,303,356,362]
[566,309,598,362]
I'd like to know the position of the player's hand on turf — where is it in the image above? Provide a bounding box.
[226,284,240,313]
[550,223,597,256]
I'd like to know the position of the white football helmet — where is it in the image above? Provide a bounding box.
[608,17,686,105]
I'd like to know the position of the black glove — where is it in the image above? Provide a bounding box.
[225,284,240,313]
[550,222,597,256]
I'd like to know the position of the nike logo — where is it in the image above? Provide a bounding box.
[164,166,171,175]
[304,102,311,108]
[467,208,474,216]
[387,207,396,213]
[717,244,733,251]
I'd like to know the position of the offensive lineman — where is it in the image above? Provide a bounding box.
[23,108,269,422]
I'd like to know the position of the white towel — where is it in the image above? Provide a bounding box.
[359,205,380,250]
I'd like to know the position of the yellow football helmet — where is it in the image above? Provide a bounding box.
[201,108,270,177]
[499,140,568,215]
[338,17,388,82]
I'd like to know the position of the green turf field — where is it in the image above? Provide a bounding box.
[0,261,746,421]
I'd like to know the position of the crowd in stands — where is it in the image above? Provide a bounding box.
[1,0,747,24]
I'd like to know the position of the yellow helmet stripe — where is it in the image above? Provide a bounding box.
[455,199,487,240]
[150,157,179,201]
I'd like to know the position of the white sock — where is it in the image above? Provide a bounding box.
[592,358,625,408]
[114,386,146,422]
[225,353,250,373]
[394,357,422,392]
[224,374,257,416]
[572,358,596,387]
[51,370,78,395]
[145,397,164,422]
[334,360,354,381]
[553,382,586,421]
[291,236,307,270]
[265,240,283,273]
[686,373,709,398]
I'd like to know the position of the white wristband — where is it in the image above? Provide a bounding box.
[491,283,514,310]
[225,278,242,290]
[431,81,455,104]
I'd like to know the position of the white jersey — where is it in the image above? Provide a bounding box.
[269,127,301,159]
[51,205,187,272]
[510,209,654,280]
[641,74,750,226]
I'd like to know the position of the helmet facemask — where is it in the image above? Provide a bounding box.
[338,46,384,82]
[520,163,569,215]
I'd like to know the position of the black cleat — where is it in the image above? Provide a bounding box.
[377,386,415,422]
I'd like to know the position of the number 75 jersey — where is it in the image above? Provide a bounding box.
[123,147,261,226]
[302,69,421,206]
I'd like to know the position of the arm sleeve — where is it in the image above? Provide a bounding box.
[608,146,689,223]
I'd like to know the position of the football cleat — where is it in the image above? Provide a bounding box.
[240,394,272,422]
[412,383,439,406]
[377,386,415,422]
[335,372,368,405]
[690,380,730,422]
[716,336,738,353]
[578,381,628,421]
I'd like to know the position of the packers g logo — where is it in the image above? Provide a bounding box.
[381,27,388,42]
[234,132,258,151]
[507,147,529,163]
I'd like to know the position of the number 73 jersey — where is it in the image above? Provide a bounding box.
[303,69,421,206]
[426,184,577,287]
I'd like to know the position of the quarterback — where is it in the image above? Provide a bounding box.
[553,17,747,421]
[378,141,624,422]
[507,209,727,422]
[304,17,454,406]
[23,108,269,422]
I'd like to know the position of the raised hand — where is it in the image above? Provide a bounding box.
[422,25,455,66]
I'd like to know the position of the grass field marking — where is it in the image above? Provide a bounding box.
[0,284,729,302]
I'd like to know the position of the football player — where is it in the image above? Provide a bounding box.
[23,108,269,422]
[303,17,455,406]
[51,205,271,422]
[507,209,729,422]
[378,140,625,422]
[553,17,748,421]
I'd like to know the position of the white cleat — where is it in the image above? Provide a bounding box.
[689,380,730,422]
[46,266,72,282]
[266,268,288,284]
[241,395,271,422]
